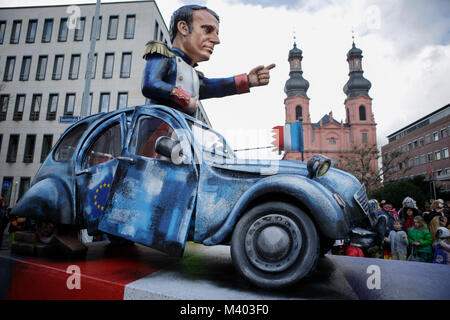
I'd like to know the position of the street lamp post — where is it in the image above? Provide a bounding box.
[80,0,101,119]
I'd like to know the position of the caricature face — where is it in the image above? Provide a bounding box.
[179,9,220,65]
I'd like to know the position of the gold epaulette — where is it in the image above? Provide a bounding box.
[143,40,175,60]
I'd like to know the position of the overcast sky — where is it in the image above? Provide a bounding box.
[1,0,449,160]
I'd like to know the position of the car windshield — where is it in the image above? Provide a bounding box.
[187,120,236,159]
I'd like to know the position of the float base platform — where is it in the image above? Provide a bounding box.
[1,241,449,300]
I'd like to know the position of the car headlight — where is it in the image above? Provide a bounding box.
[307,154,331,178]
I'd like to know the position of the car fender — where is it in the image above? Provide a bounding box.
[203,174,349,245]
[10,178,73,225]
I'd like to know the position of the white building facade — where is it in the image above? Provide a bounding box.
[0,1,210,207]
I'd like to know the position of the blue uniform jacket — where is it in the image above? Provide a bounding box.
[141,41,249,111]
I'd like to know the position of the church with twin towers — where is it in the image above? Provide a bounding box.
[281,39,378,173]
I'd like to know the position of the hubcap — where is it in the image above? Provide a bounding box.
[245,214,302,273]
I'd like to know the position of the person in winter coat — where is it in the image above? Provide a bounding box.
[429,215,448,242]
[377,199,399,236]
[402,207,419,232]
[423,199,447,225]
[398,197,422,221]
[433,227,450,264]
[0,197,9,249]
[408,216,433,263]
[385,220,409,260]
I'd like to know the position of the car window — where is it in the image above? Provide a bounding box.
[129,116,178,159]
[82,122,122,169]
[54,122,88,162]
[187,120,235,159]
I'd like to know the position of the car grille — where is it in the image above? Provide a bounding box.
[354,184,369,215]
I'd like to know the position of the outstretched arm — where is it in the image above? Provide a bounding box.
[199,64,276,100]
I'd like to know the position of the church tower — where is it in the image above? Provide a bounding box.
[284,42,310,124]
[343,41,376,147]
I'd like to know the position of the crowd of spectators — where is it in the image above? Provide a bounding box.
[335,197,450,264]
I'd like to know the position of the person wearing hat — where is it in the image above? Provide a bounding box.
[0,196,9,249]
[377,198,399,236]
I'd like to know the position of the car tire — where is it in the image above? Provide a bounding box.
[231,201,319,289]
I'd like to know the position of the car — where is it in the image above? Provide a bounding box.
[11,104,381,289]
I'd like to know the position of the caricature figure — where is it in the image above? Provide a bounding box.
[142,4,275,115]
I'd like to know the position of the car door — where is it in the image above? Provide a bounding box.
[75,113,127,234]
[98,108,198,257]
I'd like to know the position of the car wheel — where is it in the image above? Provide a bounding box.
[231,201,319,289]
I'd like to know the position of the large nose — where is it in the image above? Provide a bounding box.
[211,30,220,45]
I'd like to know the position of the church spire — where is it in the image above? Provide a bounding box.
[343,40,371,99]
[284,41,309,98]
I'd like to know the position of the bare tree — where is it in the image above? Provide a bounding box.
[335,143,411,195]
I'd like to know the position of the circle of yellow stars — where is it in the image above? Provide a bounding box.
[93,183,111,212]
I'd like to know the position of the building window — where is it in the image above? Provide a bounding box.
[26,19,38,43]
[329,138,336,145]
[359,106,366,120]
[425,134,431,144]
[88,92,93,115]
[18,177,31,201]
[413,140,418,149]
[19,56,32,81]
[0,21,6,44]
[362,132,367,143]
[420,154,426,165]
[419,137,424,147]
[103,53,114,78]
[445,168,450,176]
[432,131,439,142]
[23,134,36,163]
[42,19,53,42]
[295,105,302,121]
[0,95,9,121]
[36,55,48,80]
[30,94,42,121]
[443,147,449,159]
[408,158,413,168]
[427,152,433,162]
[58,18,68,42]
[47,93,58,120]
[90,16,102,40]
[13,94,25,121]
[440,128,447,139]
[6,134,19,163]
[69,54,81,80]
[414,156,419,167]
[4,56,16,81]
[120,52,132,78]
[435,150,441,161]
[401,144,407,152]
[52,55,64,80]
[436,169,442,177]
[154,20,159,41]
[99,93,110,113]
[40,134,53,163]
[64,93,76,116]
[117,92,128,109]
[107,16,119,40]
[160,30,163,41]
[74,17,85,41]
[10,20,22,44]
[124,15,135,39]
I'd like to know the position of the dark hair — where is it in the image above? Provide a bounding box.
[169,5,220,43]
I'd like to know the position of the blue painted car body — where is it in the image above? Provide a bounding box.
[12,105,372,257]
